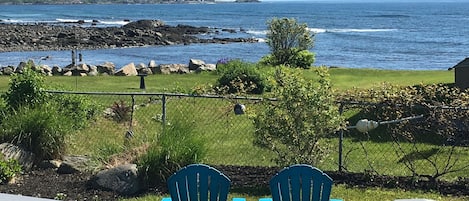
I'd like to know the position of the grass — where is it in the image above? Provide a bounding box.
[0,67,453,92]
[123,186,468,201]
[0,67,463,201]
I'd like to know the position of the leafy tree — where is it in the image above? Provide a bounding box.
[262,18,315,68]
[253,66,344,166]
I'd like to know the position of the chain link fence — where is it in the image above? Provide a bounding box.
[47,91,469,180]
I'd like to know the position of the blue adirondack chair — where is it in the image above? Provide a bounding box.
[162,164,245,201]
[259,164,343,201]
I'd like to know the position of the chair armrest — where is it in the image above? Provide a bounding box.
[162,197,172,201]
[164,197,246,201]
[259,198,342,201]
[233,198,246,201]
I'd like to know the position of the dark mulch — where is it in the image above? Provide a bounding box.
[1,165,469,201]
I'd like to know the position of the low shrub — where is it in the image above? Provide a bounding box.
[110,100,132,123]
[0,156,22,184]
[253,66,344,166]
[51,93,101,129]
[137,119,205,187]
[260,49,315,69]
[216,60,269,94]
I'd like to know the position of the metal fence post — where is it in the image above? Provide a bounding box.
[338,103,344,172]
[162,94,167,125]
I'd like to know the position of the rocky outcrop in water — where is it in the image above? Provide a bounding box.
[0,19,258,52]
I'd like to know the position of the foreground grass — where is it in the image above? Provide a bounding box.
[122,185,468,201]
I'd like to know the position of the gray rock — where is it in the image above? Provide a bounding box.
[0,143,35,171]
[51,66,62,75]
[136,63,147,69]
[115,63,138,76]
[1,66,15,75]
[38,65,52,76]
[196,63,217,73]
[37,160,61,169]
[89,164,141,196]
[16,60,35,73]
[76,63,90,73]
[88,65,98,76]
[57,155,95,174]
[189,59,205,71]
[148,60,158,68]
[97,62,115,75]
[158,64,188,74]
[63,71,73,76]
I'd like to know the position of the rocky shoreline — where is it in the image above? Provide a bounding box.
[0,19,258,52]
[0,19,258,75]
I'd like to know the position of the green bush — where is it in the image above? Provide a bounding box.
[216,60,269,94]
[260,49,315,69]
[290,49,315,69]
[253,66,344,166]
[51,93,101,129]
[0,103,74,161]
[0,156,22,184]
[2,66,48,110]
[137,119,205,187]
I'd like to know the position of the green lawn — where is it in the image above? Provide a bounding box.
[0,67,453,92]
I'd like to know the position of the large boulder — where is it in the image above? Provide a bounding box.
[88,65,98,76]
[158,64,189,74]
[97,62,116,75]
[188,59,205,71]
[89,164,141,196]
[1,66,15,75]
[51,66,62,75]
[115,63,138,76]
[37,65,53,76]
[195,63,217,73]
[148,60,158,74]
[148,60,158,68]
[0,143,35,171]
[57,155,96,174]
[62,63,90,76]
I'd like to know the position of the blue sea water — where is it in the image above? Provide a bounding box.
[0,2,468,70]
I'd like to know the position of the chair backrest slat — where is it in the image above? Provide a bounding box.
[167,164,231,201]
[269,164,333,201]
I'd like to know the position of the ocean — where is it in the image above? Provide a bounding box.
[0,1,468,70]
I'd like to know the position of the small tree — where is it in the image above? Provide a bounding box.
[262,18,315,68]
[253,66,344,166]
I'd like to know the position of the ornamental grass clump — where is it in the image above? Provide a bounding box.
[0,103,74,161]
[0,65,100,161]
[137,118,205,188]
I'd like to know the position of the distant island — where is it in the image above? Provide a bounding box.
[0,0,260,5]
